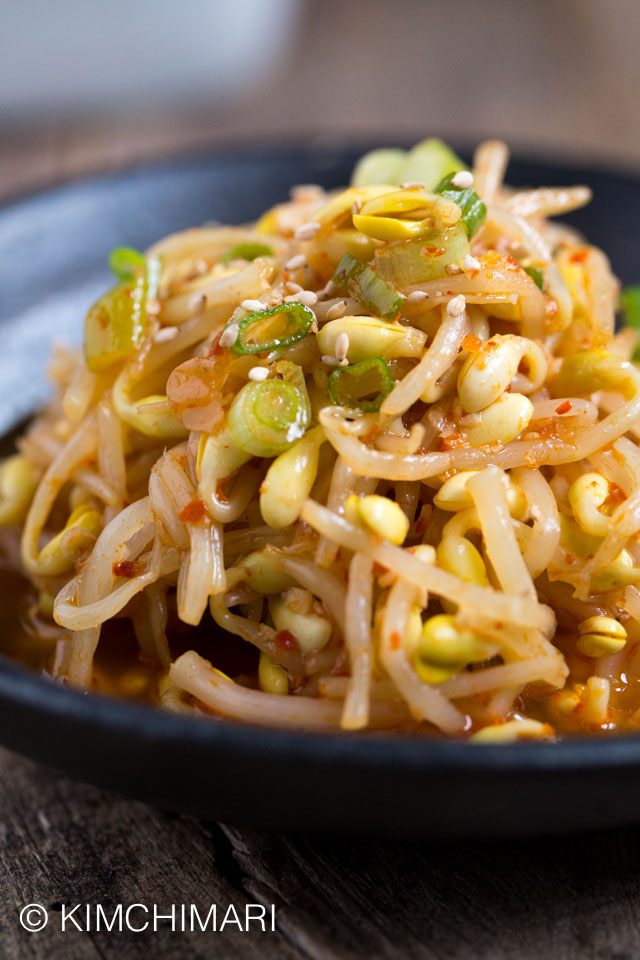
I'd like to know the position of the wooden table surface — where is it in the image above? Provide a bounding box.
[1,746,639,960]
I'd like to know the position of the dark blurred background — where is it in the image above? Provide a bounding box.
[1,0,638,200]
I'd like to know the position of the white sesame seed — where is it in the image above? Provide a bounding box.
[285,281,303,294]
[146,297,161,315]
[447,294,467,318]
[335,332,349,362]
[463,254,482,271]
[401,181,425,190]
[406,291,429,304]
[154,326,178,344]
[294,221,321,241]
[321,355,340,366]
[285,254,307,272]
[241,299,266,312]
[445,263,463,276]
[326,300,348,320]
[451,170,474,189]
[188,293,206,315]
[248,366,270,381]
[219,323,239,348]
[297,290,318,307]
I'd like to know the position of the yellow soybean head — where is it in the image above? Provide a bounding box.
[434,470,527,519]
[465,393,534,446]
[457,334,546,413]
[239,551,296,594]
[568,472,611,538]
[258,652,289,696]
[269,596,332,652]
[259,426,325,529]
[316,316,426,362]
[591,549,640,592]
[436,536,490,586]
[0,454,39,525]
[418,614,490,669]
[553,349,635,400]
[344,494,410,544]
[577,616,627,657]
[314,185,396,228]
[113,370,187,440]
[37,505,102,577]
[353,189,461,242]
[470,719,553,743]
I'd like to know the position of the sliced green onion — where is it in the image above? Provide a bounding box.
[434,172,486,238]
[524,266,545,291]
[221,242,273,265]
[85,254,161,372]
[351,149,407,188]
[228,378,311,457]
[332,253,404,322]
[622,286,640,362]
[401,139,465,190]
[229,302,314,356]
[375,223,470,286]
[108,246,147,280]
[350,139,464,191]
[328,356,393,413]
[623,286,640,329]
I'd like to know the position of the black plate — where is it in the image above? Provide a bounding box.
[2,146,640,839]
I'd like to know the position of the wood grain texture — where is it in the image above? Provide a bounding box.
[0,746,639,960]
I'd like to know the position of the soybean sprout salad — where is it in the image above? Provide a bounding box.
[4,137,640,741]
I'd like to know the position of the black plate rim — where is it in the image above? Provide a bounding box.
[3,145,640,782]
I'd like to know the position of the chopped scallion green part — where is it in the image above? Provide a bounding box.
[84,254,161,372]
[623,286,640,329]
[108,246,147,280]
[332,253,404,322]
[524,266,545,291]
[228,378,311,457]
[221,242,273,265]
[229,302,314,356]
[401,139,465,190]
[328,356,393,413]
[434,172,486,238]
[622,286,640,362]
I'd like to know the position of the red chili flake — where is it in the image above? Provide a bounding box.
[275,629,299,651]
[555,400,572,415]
[113,560,142,579]
[97,308,110,330]
[544,298,559,318]
[422,246,446,258]
[461,334,482,353]
[208,330,224,357]
[390,631,401,650]
[179,499,207,524]
[571,249,588,264]
[564,552,575,565]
